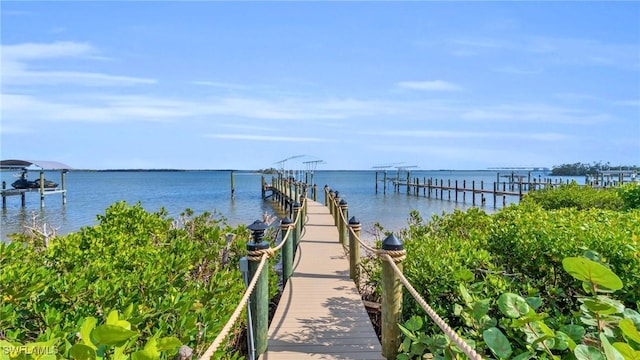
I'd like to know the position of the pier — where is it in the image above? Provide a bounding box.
[0,159,72,209]
[377,170,574,207]
[200,174,483,360]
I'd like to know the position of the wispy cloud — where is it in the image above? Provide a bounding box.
[1,41,156,87]
[396,80,462,91]
[360,129,571,141]
[204,134,331,142]
[460,104,610,124]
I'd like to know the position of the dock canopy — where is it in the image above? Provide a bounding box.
[0,159,73,170]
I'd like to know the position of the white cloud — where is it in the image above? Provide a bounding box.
[204,134,331,142]
[2,41,94,60]
[396,80,462,91]
[1,41,156,87]
[361,129,571,141]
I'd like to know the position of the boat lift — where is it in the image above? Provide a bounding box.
[0,159,72,208]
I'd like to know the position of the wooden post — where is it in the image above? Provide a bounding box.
[348,217,361,284]
[447,179,451,200]
[463,180,466,202]
[406,172,410,194]
[39,171,45,207]
[230,171,235,199]
[381,234,404,359]
[383,171,387,195]
[493,182,497,207]
[261,176,266,199]
[313,184,318,202]
[339,200,348,245]
[281,217,294,284]
[247,221,270,356]
[2,181,6,208]
[472,180,476,206]
[333,192,341,226]
[455,180,459,202]
[61,170,67,205]
[293,202,302,249]
[324,185,329,207]
[375,171,378,194]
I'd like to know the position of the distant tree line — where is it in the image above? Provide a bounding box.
[551,162,639,176]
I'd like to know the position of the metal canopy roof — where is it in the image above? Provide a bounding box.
[0,159,73,170]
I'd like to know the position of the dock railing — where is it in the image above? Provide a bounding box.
[325,186,484,360]
[199,177,307,360]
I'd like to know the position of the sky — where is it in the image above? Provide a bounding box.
[1,1,639,170]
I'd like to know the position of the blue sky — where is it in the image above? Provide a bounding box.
[1,2,639,170]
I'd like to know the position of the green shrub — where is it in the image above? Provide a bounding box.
[0,201,271,359]
[523,182,623,210]
[619,182,640,210]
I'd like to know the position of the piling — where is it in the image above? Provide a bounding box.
[246,220,270,356]
[381,234,404,359]
[280,217,294,284]
[348,216,361,284]
[339,199,348,246]
[231,171,235,199]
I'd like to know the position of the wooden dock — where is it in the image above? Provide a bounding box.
[263,200,383,360]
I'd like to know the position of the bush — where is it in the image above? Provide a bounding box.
[619,182,640,210]
[522,182,623,210]
[0,201,270,359]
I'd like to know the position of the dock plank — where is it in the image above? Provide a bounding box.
[263,201,383,360]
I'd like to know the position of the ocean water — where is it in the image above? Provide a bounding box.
[0,169,580,242]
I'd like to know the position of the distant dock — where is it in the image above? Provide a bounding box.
[376,171,571,207]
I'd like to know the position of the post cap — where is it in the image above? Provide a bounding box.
[348,216,360,225]
[382,233,404,250]
[280,217,292,225]
[293,201,302,209]
[334,191,340,197]
[339,199,348,206]
[248,220,269,233]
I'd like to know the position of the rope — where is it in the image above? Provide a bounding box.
[329,193,481,359]
[199,254,269,360]
[199,194,306,358]
[381,253,483,360]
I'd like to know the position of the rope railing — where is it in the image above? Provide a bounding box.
[198,179,307,360]
[199,254,268,360]
[325,187,483,360]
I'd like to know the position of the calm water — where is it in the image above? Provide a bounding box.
[1,170,580,242]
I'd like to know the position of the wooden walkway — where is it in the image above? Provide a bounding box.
[263,200,383,360]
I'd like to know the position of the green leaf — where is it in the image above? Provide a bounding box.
[157,337,181,352]
[612,342,640,360]
[483,327,513,359]
[131,350,157,360]
[459,283,473,307]
[404,316,423,332]
[472,299,491,322]
[584,300,619,315]
[69,344,96,360]
[620,319,640,344]
[512,352,535,360]
[397,324,417,341]
[80,317,97,348]
[562,257,623,290]
[575,345,606,360]
[106,310,119,325]
[498,293,530,318]
[91,324,137,346]
[560,325,586,342]
[526,297,543,310]
[123,304,134,319]
[600,333,624,360]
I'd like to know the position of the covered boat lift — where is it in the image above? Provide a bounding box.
[0,159,72,208]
